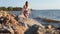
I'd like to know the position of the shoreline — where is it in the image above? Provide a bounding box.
[34,17,60,23]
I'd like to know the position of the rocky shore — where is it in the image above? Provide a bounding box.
[0,11,60,34]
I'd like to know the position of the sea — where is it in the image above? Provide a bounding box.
[9,10,60,28]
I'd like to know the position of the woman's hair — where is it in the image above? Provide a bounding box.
[25,1,28,8]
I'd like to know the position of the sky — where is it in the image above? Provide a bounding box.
[0,0,60,10]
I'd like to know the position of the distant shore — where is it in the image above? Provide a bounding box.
[0,7,32,11]
[0,7,22,11]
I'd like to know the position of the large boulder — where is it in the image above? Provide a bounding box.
[1,11,59,34]
[18,15,45,34]
[0,11,26,34]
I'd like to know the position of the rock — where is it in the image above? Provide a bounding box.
[18,15,45,28]
[0,11,59,34]
[0,11,26,34]
[18,15,45,34]
[24,24,39,34]
[48,25,52,29]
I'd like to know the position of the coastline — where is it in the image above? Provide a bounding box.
[0,11,60,34]
[34,16,60,23]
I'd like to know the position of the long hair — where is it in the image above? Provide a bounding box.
[25,1,28,8]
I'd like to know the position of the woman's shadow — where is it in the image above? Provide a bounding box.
[24,24,39,34]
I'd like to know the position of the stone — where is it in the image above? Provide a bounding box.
[0,11,26,34]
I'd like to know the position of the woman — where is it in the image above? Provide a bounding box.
[23,1,30,18]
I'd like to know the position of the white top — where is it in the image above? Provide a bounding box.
[21,5,31,15]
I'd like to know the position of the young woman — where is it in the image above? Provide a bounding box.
[23,1,30,18]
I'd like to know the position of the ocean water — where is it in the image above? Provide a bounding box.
[31,10,60,20]
[9,10,60,20]
[9,10,60,28]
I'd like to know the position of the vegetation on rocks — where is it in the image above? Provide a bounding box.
[0,7,22,11]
